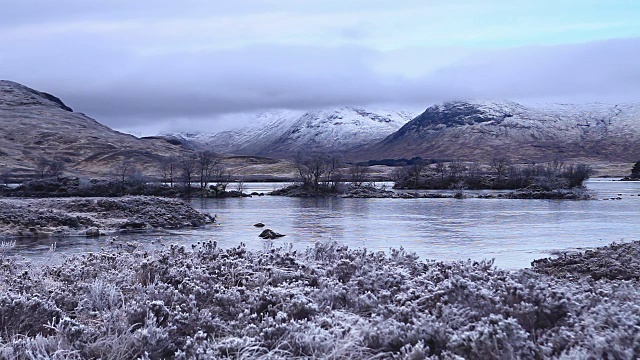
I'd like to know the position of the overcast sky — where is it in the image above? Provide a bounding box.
[1,0,639,134]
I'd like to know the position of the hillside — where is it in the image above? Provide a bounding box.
[0,80,187,179]
[166,107,417,158]
[359,100,640,163]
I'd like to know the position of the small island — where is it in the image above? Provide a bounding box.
[270,156,594,200]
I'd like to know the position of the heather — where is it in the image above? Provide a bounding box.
[0,241,639,359]
[0,196,214,238]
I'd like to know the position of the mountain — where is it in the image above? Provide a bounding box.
[359,100,640,163]
[167,107,417,158]
[0,80,187,179]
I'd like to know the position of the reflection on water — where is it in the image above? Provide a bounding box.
[8,179,640,269]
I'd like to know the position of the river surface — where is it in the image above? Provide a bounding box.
[11,179,640,269]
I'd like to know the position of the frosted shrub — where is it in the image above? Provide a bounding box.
[85,278,121,312]
[0,241,640,358]
[0,239,15,258]
[447,314,538,359]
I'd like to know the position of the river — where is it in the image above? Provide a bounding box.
[10,179,640,269]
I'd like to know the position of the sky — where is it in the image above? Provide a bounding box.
[1,0,639,134]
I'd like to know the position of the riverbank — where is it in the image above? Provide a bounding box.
[0,240,638,358]
[0,196,214,238]
[0,176,251,199]
[271,184,593,200]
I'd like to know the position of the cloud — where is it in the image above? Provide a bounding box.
[3,37,640,133]
[1,1,639,133]
[421,38,640,102]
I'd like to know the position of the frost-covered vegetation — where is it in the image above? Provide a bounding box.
[532,240,640,281]
[1,241,639,359]
[0,196,214,237]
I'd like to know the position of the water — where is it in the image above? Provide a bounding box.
[9,179,640,269]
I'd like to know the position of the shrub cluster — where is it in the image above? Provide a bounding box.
[393,160,593,190]
[0,241,639,359]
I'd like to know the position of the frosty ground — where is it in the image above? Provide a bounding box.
[1,239,639,359]
[0,196,214,238]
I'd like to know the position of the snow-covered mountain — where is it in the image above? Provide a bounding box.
[167,107,417,158]
[360,100,640,162]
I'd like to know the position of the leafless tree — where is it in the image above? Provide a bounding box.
[236,180,245,193]
[349,165,369,188]
[296,153,331,194]
[465,162,483,188]
[324,155,343,190]
[35,157,50,179]
[47,160,65,178]
[448,159,465,182]
[112,160,142,195]
[211,166,232,192]
[407,160,426,188]
[196,150,220,190]
[545,159,565,177]
[434,161,447,184]
[180,156,198,193]
[492,157,510,181]
[565,163,593,187]
[160,156,178,187]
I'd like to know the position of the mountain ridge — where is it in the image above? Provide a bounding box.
[359,100,640,163]
[0,80,188,178]
[165,107,417,158]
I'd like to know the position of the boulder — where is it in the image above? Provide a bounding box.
[85,228,101,237]
[259,229,285,239]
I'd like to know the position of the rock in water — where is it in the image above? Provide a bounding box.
[259,229,285,239]
[254,222,265,227]
[85,228,100,237]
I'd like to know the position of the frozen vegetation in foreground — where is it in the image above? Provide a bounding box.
[1,241,640,359]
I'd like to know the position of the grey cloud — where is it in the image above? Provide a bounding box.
[421,38,640,102]
[2,29,639,132]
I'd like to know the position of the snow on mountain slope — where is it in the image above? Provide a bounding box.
[166,110,304,153]
[167,107,417,158]
[362,100,640,162]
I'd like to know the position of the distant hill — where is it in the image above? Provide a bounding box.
[358,100,640,163]
[0,80,188,179]
[165,107,417,158]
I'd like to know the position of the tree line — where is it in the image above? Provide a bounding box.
[393,158,594,190]
[113,150,232,196]
[0,150,234,197]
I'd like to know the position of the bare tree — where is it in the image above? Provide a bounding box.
[35,157,51,180]
[236,180,245,193]
[492,157,510,182]
[407,160,426,188]
[196,150,220,190]
[180,156,198,193]
[565,163,593,187]
[349,165,369,188]
[211,166,231,193]
[47,160,65,178]
[434,161,447,184]
[324,155,343,190]
[447,159,465,183]
[111,160,141,195]
[465,162,483,188]
[160,156,178,187]
[296,153,331,194]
